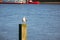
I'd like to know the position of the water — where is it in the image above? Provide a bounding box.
[0,4,60,40]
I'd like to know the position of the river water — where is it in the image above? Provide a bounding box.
[0,4,60,40]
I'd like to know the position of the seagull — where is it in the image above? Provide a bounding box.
[22,16,27,23]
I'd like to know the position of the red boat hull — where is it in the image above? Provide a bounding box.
[28,1,40,4]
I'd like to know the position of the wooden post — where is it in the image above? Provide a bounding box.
[19,24,27,40]
[22,24,27,40]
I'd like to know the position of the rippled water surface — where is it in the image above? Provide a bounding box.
[0,4,60,40]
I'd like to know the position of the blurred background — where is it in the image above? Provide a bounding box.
[0,0,60,3]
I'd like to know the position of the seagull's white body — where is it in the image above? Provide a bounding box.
[22,17,27,23]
